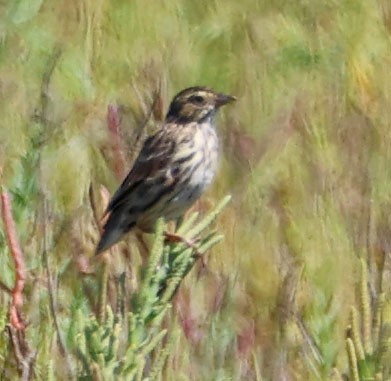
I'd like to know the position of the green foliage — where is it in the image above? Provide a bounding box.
[344,259,391,381]
[69,201,229,380]
[1,0,391,379]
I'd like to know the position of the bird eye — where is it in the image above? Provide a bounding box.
[190,95,205,104]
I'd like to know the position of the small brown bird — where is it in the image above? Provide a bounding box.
[96,86,236,254]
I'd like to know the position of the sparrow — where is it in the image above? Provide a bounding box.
[96,86,236,254]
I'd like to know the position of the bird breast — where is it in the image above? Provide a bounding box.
[176,123,218,189]
[162,123,219,218]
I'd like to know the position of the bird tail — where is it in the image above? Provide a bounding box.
[95,210,136,254]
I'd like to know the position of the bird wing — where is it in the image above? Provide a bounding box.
[96,128,179,254]
[106,128,176,214]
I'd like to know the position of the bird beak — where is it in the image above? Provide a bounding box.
[215,93,237,108]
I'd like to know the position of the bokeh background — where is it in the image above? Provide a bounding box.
[1,0,391,379]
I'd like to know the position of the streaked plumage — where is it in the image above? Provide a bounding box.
[96,86,236,254]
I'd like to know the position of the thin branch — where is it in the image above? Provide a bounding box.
[89,183,101,233]
[90,184,113,320]
[1,192,35,379]
[41,200,75,380]
[34,45,63,126]
[138,86,162,134]
[98,260,109,323]
[1,190,26,330]
[106,85,163,181]
[32,45,63,147]
[128,85,162,165]
[7,326,36,381]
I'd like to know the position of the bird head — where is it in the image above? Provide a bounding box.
[165,86,236,124]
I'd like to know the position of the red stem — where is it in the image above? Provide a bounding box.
[1,191,26,330]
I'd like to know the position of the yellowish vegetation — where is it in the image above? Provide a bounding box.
[1,0,391,379]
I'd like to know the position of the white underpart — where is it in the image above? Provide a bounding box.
[147,121,219,223]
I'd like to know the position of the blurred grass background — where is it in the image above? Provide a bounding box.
[1,0,391,379]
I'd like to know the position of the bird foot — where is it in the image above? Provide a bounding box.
[164,231,202,257]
